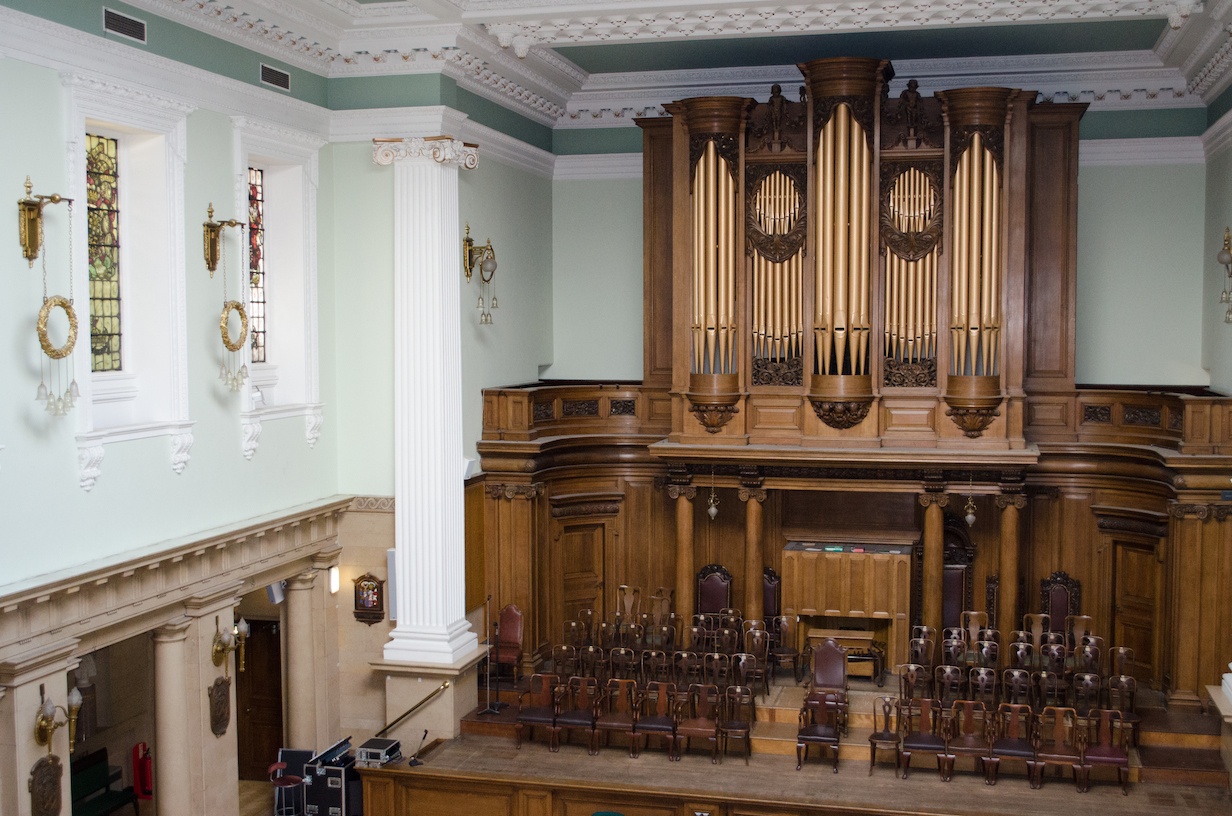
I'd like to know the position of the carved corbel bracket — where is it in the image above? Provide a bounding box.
[945,404,1001,438]
[687,400,740,433]
[810,398,872,429]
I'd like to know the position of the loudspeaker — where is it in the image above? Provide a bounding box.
[267,581,285,605]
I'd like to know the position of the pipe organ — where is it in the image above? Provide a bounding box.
[657,58,1032,447]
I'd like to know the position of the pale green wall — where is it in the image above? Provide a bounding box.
[543,179,644,380]
[460,159,554,461]
[328,142,395,495]
[1204,148,1232,394]
[1076,163,1208,386]
[0,59,338,590]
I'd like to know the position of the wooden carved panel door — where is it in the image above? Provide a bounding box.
[1112,538,1161,684]
[236,619,283,779]
[558,522,606,624]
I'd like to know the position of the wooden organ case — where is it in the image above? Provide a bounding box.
[657,58,1037,447]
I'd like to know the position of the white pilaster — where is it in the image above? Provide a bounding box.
[285,571,318,749]
[374,137,482,667]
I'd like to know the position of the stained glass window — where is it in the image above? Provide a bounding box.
[248,167,266,364]
[87,133,121,372]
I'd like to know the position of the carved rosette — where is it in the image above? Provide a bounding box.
[372,137,479,169]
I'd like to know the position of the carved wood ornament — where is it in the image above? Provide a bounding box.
[29,755,62,816]
[208,676,231,737]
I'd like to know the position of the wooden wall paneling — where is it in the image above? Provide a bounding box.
[1108,533,1163,685]
[1198,515,1230,701]
[484,482,545,672]
[515,788,552,816]
[465,479,486,614]
[639,118,675,390]
[1165,506,1205,706]
[1022,104,1083,396]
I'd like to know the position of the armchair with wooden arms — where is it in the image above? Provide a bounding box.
[593,678,639,756]
[796,692,842,773]
[805,637,850,735]
[986,703,1035,785]
[514,673,561,751]
[898,697,948,780]
[634,680,678,758]
[1029,705,1085,791]
[673,683,720,763]
[554,676,600,754]
[940,699,992,782]
[1077,708,1129,794]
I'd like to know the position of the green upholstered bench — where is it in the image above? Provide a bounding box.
[70,748,138,816]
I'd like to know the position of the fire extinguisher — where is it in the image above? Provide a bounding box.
[132,742,153,800]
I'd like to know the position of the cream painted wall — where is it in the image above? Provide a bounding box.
[1204,146,1232,394]
[1076,163,1209,386]
[0,60,338,591]
[543,179,644,380]
[459,158,554,461]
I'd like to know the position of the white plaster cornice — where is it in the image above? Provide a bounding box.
[1079,136,1206,165]
[484,2,1182,57]
[329,105,469,142]
[553,152,642,180]
[1205,105,1232,160]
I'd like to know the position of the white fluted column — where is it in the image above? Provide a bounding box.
[374,137,481,665]
[285,571,318,748]
[153,621,191,816]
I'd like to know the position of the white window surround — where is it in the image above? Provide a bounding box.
[231,116,324,460]
[63,72,195,491]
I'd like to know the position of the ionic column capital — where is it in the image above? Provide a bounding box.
[667,485,697,501]
[738,488,767,503]
[485,482,544,500]
[918,492,949,508]
[372,136,478,169]
[286,571,317,591]
[995,494,1027,510]
[1168,502,1210,520]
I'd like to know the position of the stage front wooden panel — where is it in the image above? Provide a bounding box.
[781,549,910,669]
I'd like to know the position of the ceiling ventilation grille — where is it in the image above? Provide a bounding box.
[260,64,291,91]
[103,8,147,44]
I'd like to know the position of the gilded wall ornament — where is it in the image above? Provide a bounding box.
[208,676,231,737]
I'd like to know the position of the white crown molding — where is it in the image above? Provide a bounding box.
[0,6,331,138]
[553,152,642,180]
[1205,105,1232,160]
[1188,25,1232,99]
[1079,136,1206,165]
[458,116,555,176]
[329,105,468,141]
[484,2,1182,56]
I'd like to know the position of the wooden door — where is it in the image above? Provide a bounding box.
[1112,539,1160,684]
[236,619,283,779]
[559,523,605,623]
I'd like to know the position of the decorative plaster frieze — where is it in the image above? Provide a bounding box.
[351,496,395,513]
[441,50,564,123]
[0,497,350,657]
[554,153,642,180]
[486,3,1184,56]
[372,136,480,167]
[1188,25,1232,97]
[1079,136,1206,165]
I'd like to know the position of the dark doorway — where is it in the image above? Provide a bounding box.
[236,619,283,780]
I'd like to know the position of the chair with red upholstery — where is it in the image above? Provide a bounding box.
[696,564,733,615]
[493,603,524,686]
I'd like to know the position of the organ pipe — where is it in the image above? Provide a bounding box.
[690,140,738,375]
[949,133,1001,377]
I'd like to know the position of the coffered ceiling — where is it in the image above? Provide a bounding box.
[123,0,1232,129]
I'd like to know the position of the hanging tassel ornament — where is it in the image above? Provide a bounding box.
[216,217,249,392]
[27,181,79,417]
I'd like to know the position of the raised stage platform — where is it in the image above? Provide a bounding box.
[358,676,1230,816]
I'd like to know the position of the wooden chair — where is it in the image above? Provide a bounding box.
[579,645,606,681]
[1006,641,1032,670]
[934,664,964,706]
[552,644,578,678]
[493,603,524,685]
[898,662,932,701]
[1030,706,1085,790]
[515,673,561,750]
[673,683,720,763]
[769,615,804,683]
[593,678,639,756]
[1040,571,1081,633]
[617,584,641,621]
[968,667,998,707]
[972,639,999,669]
[1023,613,1050,651]
[639,649,672,686]
[713,627,740,656]
[673,650,703,687]
[940,638,967,667]
[868,695,901,776]
[563,619,587,649]
[796,693,841,773]
[703,651,732,690]
[1065,614,1095,649]
[733,651,769,699]
[1108,646,1135,678]
[898,698,947,780]
[1071,644,1101,678]
[1071,672,1101,716]
[986,703,1035,785]
[941,699,992,782]
[908,637,935,670]
[576,608,596,646]
[596,621,619,650]
[805,638,850,735]
[1001,668,1031,706]
[762,566,782,629]
[607,647,637,681]
[719,685,756,765]
[912,625,937,643]
[1105,674,1142,747]
[554,676,600,754]
[1078,709,1130,794]
[962,610,989,649]
[696,564,733,615]
[634,680,677,757]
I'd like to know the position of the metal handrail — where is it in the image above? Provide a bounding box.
[376,680,450,738]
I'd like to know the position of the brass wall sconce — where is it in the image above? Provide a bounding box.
[1218,227,1232,322]
[34,684,82,755]
[462,224,499,324]
[211,615,249,677]
[18,177,72,268]
[203,203,245,277]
